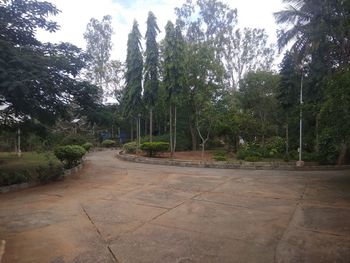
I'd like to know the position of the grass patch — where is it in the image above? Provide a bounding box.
[0,152,64,186]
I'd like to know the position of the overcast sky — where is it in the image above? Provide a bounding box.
[37,0,285,63]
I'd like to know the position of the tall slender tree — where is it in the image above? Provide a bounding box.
[84,15,113,101]
[122,20,143,143]
[163,21,186,156]
[144,11,160,142]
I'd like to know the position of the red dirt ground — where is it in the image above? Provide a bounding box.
[137,151,215,161]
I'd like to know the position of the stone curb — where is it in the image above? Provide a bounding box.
[0,161,85,194]
[116,151,350,171]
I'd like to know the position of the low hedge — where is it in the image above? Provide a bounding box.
[101,139,116,148]
[82,142,94,151]
[213,150,228,161]
[0,152,64,186]
[123,141,137,154]
[141,142,169,157]
[54,145,86,168]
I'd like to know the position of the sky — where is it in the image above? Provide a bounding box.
[37,0,285,63]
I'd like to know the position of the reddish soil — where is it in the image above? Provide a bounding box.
[137,151,214,161]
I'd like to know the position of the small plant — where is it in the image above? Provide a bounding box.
[141,142,169,157]
[244,156,261,162]
[214,155,227,161]
[54,145,86,168]
[82,142,94,152]
[101,139,116,148]
[236,142,262,160]
[60,134,87,146]
[123,141,137,154]
[213,150,227,161]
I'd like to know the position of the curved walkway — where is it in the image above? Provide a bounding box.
[0,150,349,263]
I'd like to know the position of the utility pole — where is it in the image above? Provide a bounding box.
[297,72,304,167]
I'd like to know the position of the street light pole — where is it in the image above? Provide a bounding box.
[297,73,304,167]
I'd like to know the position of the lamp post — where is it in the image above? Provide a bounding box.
[297,72,304,167]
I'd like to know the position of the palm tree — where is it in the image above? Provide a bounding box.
[275,0,350,67]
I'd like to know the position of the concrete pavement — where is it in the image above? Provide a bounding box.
[0,150,349,263]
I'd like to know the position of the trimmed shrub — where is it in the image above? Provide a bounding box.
[213,150,227,161]
[244,156,261,162]
[0,152,64,187]
[141,142,169,157]
[60,134,87,146]
[82,142,94,152]
[123,141,137,154]
[0,171,29,186]
[36,162,64,183]
[214,155,227,161]
[54,145,86,168]
[101,139,116,148]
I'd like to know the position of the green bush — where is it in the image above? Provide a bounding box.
[82,142,94,152]
[0,152,64,186]
[123,141,137,154]
[214,155,227,161]
[54,145,86,168]
[141,142,169,157]
[244,156,261,162]
[236,142,261,160]
[101,139,116,148]
[266,136,285,157]
[213,150,227,161]
[318,129,339,164]
[0,171,30,186]
[60,134,87,146]
[36,162,64,183]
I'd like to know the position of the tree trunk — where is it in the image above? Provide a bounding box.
[150,108,153,142]
[315,113,320,154]
[173,106,177,154]
[130,122,133,141]
[169,105,173,156]
[189,119,197,151]
[286,122,289,157]
[201,142,205,159]
[337,143,348,165]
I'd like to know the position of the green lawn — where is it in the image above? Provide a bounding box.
[0,152,64,186]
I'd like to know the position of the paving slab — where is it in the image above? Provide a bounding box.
[276,228,350,263]
[153,199,291,246]
[0,150,349,263]
[194,192,297,215]
[110,223,274,263]
[2,215,114,263]
[81,199,167,242]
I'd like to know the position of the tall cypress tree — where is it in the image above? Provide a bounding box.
[144,12,160,142]
[123,20,143,118]
[163,21,186,156]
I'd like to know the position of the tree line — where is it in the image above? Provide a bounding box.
[1,0,349,164]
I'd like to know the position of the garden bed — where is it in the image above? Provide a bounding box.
[117,151,350,171]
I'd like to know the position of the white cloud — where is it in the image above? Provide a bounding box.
[37,0,284,63]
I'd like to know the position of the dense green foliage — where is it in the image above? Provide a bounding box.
[0,152,63,186]
[101,139,116,148]
[141,142,169,157]
[54,145,86,168]
[82,142,94,152]
[123,142,137,154]
[1,0,349,166]
[0,0,100,127]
